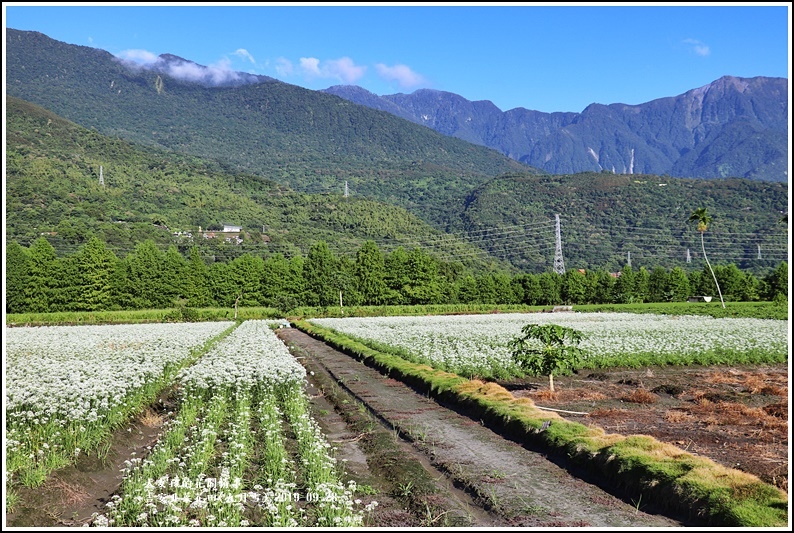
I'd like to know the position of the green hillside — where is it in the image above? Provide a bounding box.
[452,172,788,275]
[6,28,534,228]
[5,96,511,272]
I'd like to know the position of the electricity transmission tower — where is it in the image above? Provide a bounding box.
[553,214,565,275]
[344,181,349,198]
[99,166,104,187]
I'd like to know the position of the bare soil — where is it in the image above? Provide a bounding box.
[501,364,789,494]
[5,329,788,528]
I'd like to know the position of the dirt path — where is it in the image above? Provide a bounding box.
[277,328,687,527]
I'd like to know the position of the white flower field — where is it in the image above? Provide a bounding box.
[5,320,375,527]
[311,312,789,379]
[5,312,787,526]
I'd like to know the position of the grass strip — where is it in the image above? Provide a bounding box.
[291,319,788,527]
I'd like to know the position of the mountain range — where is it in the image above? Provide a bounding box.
[4,28,789,274]
[323,75,788,182]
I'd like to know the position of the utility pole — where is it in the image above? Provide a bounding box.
[757,244,762,259]
[686,248,691,263]
[553,214,565,275]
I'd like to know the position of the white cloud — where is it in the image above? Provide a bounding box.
[166,57,248,85]
[325,57,367,84]
[683,38,710,57]
[375,63,425,88]
[299,57,322,76]
[117,49,159,65]
[298,56,366,84]
[233,48,256,64]
[275,57,294,76]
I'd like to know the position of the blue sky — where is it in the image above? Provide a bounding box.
[3,3,791,113]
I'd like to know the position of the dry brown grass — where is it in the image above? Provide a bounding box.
[663,409,693,423]
[686,401,788,431]
[47,477,91,506]
[620,388,659,404]
[547,388,608,402]
[703,370,742,385]
[762,402,788,419]
[139,407,165,428]
[758,384,788,397]
[532,389,559,402]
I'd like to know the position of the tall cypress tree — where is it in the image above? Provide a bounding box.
[403,247,442,305]
[229,253,265,306]
[25,237,57,313]
[303,241,339,307]
[383,246,410,305]
[124,240,169,309]
[354,240,386,305]
[184,246,212,308]
[5,240,30,314]
[73,237,118,311]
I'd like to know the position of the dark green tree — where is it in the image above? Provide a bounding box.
[537,271,561,305]
[667,267,691,302]
[762,261,787,301]
[208,261,237,308]
[514,273,541,305]
[122,240,170,309]
[402,247,443,304]
[303,241,339,307]
[354,240,386,305]
[476,273,498,304]
[560,269,587,305]
[635,267,650,303]
[647,266,670,302]
[612,264,636,304]
[48,255,82,313]
[456,274,480,304]
[25,237,57,312]
[184,246,212,308]
[5,240,30,314]
[383,246,410,305]
[228,253,265,307]
[590,270,616,305]
[161,245,189,305]
[73,236,118,311]
[490,272,518,304]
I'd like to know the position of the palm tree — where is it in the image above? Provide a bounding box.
[688,208,725,308]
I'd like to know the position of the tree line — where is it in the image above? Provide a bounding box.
[5,236,788,315]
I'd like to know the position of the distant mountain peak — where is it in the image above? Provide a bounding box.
[131,51,277,88]
[326,76,788,182]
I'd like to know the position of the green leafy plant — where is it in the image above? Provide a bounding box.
[509,323,585,391]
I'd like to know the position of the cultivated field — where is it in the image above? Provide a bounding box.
[5,320,376,527]
[310,312,788,379]
[4,309,789,527]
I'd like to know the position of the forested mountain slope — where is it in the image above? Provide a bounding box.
[450,171,788,274]
[5,96,512,272]
[5,28,534,229]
